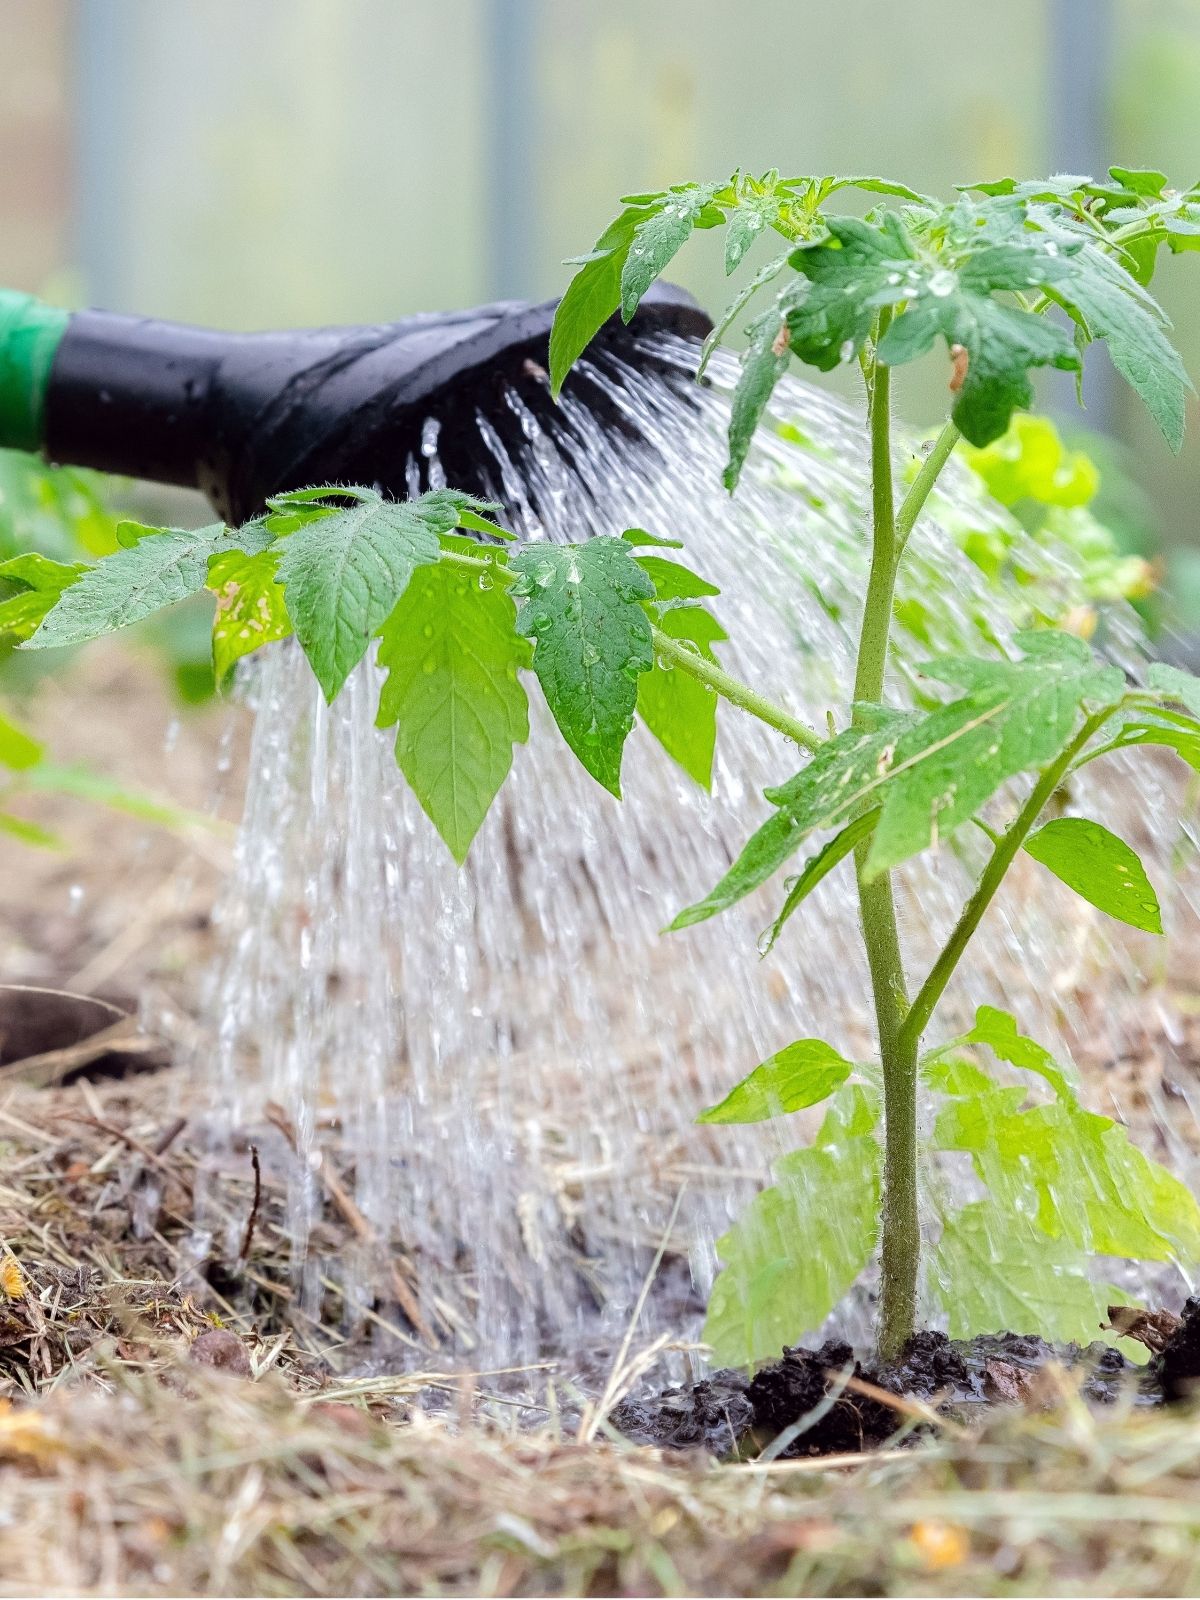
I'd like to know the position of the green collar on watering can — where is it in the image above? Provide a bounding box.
[0,290,70,453]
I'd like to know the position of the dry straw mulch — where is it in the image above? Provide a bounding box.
[2,1071,1200,1596]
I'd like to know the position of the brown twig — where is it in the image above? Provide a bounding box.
[239,1145,262,1262]
[54,1111,180,1178]
[152,1116,188,1158]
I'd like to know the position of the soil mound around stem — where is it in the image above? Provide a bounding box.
[614,1318,1200,1459]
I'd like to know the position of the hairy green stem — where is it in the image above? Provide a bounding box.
[853,319,921,1362]
[649,628,824,751]
[896,422,960,551]
[437,546,825,753]
[899,709,1115,1055]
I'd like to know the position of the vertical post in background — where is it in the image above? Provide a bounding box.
[73,0,135,310]
[1048,0,1118,435]
[486,0,538,303]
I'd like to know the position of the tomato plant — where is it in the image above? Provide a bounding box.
[9,166,1200,1361]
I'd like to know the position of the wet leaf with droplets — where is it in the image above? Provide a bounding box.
[669,710,917,930]
[24,521,270,653]
[510,538,654,797]
[698,1038,853,1124]
[1024,816,1162,934]
[549,183,726,395]
[276,487,496,703]
[725,304,797,491]
[637,602,726,789]
[377,535,530,865]
[619,184,724,322]
[863,631,1125,879]
[784,209,1086,445]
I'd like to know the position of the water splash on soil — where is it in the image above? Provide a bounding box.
[185,335,1200,1368]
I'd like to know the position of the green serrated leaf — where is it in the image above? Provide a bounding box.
[207,548,291,688]
[634,554,719,601]
[457,509,514,541]
[0,552,88,592]
[277,490,459,702]
[725,307,793,491]
[510,537,654,796]
[702,1086,881,1367]
[936,1015,1200,1265]
[267,485,376,509]
[760,809,880,955]
[0,710,43,770]
[932,1202,1111,1344]
[724,192,779,275]
[829,175,938,205]
[698,251,791,382]
[786,213,918,372]
[549,205,657,395]
[619,183,722,321]
[864,631,1125,879]
[637,603,725,789]
[620,528,683,549]
[958,1005,1075,1099]
[1025,816,1162,934]
[921,1054,996,1096]
[670,710,916,930]
[1108,166,1169,198]
[24,522,268,652]
[698,1038,853,1124]
[1052,244,1192,452]
[1089,716,1200,774]
[376,537,529,864]
[784,209,1082,446]
[878,255,1081,447]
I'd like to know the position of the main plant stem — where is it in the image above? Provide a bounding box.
[853,316,921,1361]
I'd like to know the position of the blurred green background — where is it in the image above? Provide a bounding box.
[1,0,1197,606]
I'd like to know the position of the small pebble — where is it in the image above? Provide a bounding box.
[188,1328,251,1377]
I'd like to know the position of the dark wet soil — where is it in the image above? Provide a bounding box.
[612,1300,1200,1458]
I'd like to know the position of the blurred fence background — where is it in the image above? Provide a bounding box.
[2,0,1198,601]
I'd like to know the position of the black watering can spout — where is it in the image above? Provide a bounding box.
[0,284,712,524]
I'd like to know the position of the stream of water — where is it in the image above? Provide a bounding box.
[184,335,1200,1370]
